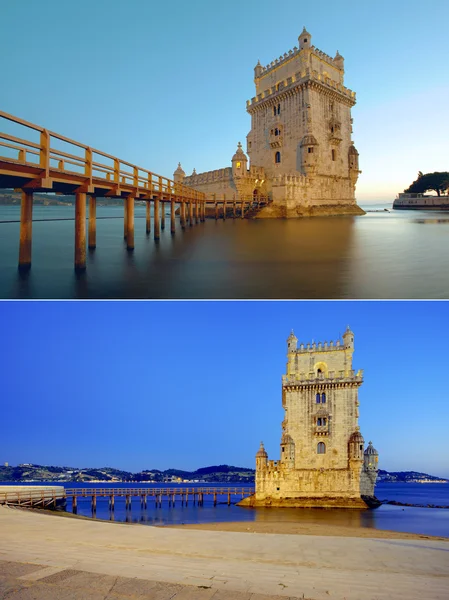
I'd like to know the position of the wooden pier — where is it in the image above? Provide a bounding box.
[0,111,206,272]
[67,487,255,514]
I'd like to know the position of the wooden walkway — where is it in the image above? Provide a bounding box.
[0,486,255,512]
[67,487,255,512]
[0,111,206,271]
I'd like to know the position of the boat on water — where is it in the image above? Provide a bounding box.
[393,192,449,210]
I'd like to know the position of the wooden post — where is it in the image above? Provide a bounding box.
[18,191,33,271]
[75,192,86,271]
[241,200,245,218]
[227,492,231,506]
[124,198,128,239]
[92,495,97,512]
[170,199,176,234]
[214,493,217,507]
[223,195,227,220]
[88,196,96,249]
[195,201,199,224]
[154,198,160,240]
[146,201,151,234]
[126,196,135,250]
[233,198,236,218]
[161,200,166,230]
[72,496,77,514]
[110,495,114,510]
[181,202,186,229]
[189,201,193,227]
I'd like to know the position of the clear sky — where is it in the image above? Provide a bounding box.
[1,300,448,478]
[0,0,447,202]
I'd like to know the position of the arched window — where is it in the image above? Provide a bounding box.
[273,106,276,116]
[317,442,326,454]
[316,393,321,404]
[275,151,281,163]
[321,393,326,403]
[277,104,281,115]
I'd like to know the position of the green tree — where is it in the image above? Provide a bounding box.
[405,171,449,197]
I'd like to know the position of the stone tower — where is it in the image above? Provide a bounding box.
[178,28,365,219]
[242,326,379,508]
[246,28,364,217]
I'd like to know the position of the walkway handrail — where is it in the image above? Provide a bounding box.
[65,486,255,496]
[0,110,205,202]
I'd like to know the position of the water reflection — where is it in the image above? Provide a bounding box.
[1,205,449,298]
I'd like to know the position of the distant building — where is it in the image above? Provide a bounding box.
[3,462,8,467]
[175,28,364,218]
[242,327,378,508]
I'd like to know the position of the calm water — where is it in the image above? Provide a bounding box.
[6,481,449,537]
[1,204,449,299]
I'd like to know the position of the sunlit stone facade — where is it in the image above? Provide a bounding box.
[175,28,364,218]
[241,327,378,508]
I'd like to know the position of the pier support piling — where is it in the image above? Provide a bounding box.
[75,192,87,272]
[126,196,135,251]
[18,191,33,271]
[146,201,151,234]
[170,200,176,234]
[161,201,165,230]
[88,196,96,249]
[154,199,160,240]
[189,201,193,227]
[181,202,186,229]
[124,198,128,239]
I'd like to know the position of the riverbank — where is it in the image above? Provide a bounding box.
[170,519,448,540]
[0,506,448,599]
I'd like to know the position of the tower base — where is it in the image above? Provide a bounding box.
[238,494,374,509]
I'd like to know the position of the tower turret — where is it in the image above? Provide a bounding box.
[343,325,354,350]
[173,162,186,184]
[232,142,248,179]
[300,135,319,176]
[348,429,364,460]
[287,330,298,353]
[298,27,312,51]
[280,433,295,468]
[348,144,360,185]
[256,441,268,471]
[334,50,344,71]
[254,59,263,80]
[364,441,379,471]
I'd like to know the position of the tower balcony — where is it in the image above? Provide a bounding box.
[282,369,363,388]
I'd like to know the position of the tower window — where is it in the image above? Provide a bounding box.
[277,104,281,115]
[275,151,281,163]
[273,106,276,116]
[316,393,321,404]
[236,162,241,168]
[304,38,308,43]
[322,393,326,403]
[332,149,336,161]
[317,442,326,454]
[308,147,313,153]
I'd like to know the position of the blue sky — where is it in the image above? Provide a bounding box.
[1,301,448,478]
[1,0,447,202]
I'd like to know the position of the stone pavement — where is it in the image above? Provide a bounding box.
[0,506,448,600]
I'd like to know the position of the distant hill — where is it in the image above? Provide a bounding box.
[0,464,447,484]
[0,190,122,206]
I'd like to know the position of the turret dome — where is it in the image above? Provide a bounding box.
[232,142,247,162]
[256,441,268,458]
[349,430,364,444]
[364,441,378,455]
[300,134,319,147]
[348,144,359,156]
[174,162,185,176]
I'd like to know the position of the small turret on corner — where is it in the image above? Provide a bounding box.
[256,441,268,471]
[287,330,298,353]
[298,26,312,51]
[361,441,380,508]
[334,50,344,71]
[343,325,354,350]
[254,60,263,80]
[173,162,186,184]
[232,142,248,179]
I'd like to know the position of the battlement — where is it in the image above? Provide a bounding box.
[282,369,364,386]
[184,167,232,186]
[294,339,347,352]
[272,173,307,186]
[247,70,355,111]
[257,44,337,80]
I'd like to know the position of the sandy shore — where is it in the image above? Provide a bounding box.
[1,505,449,599]
[170,519,449,540]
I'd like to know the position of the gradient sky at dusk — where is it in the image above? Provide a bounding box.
[2,301,448,478]
[1,0,447,202]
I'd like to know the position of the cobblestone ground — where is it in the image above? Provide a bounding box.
[0,560,305,600]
